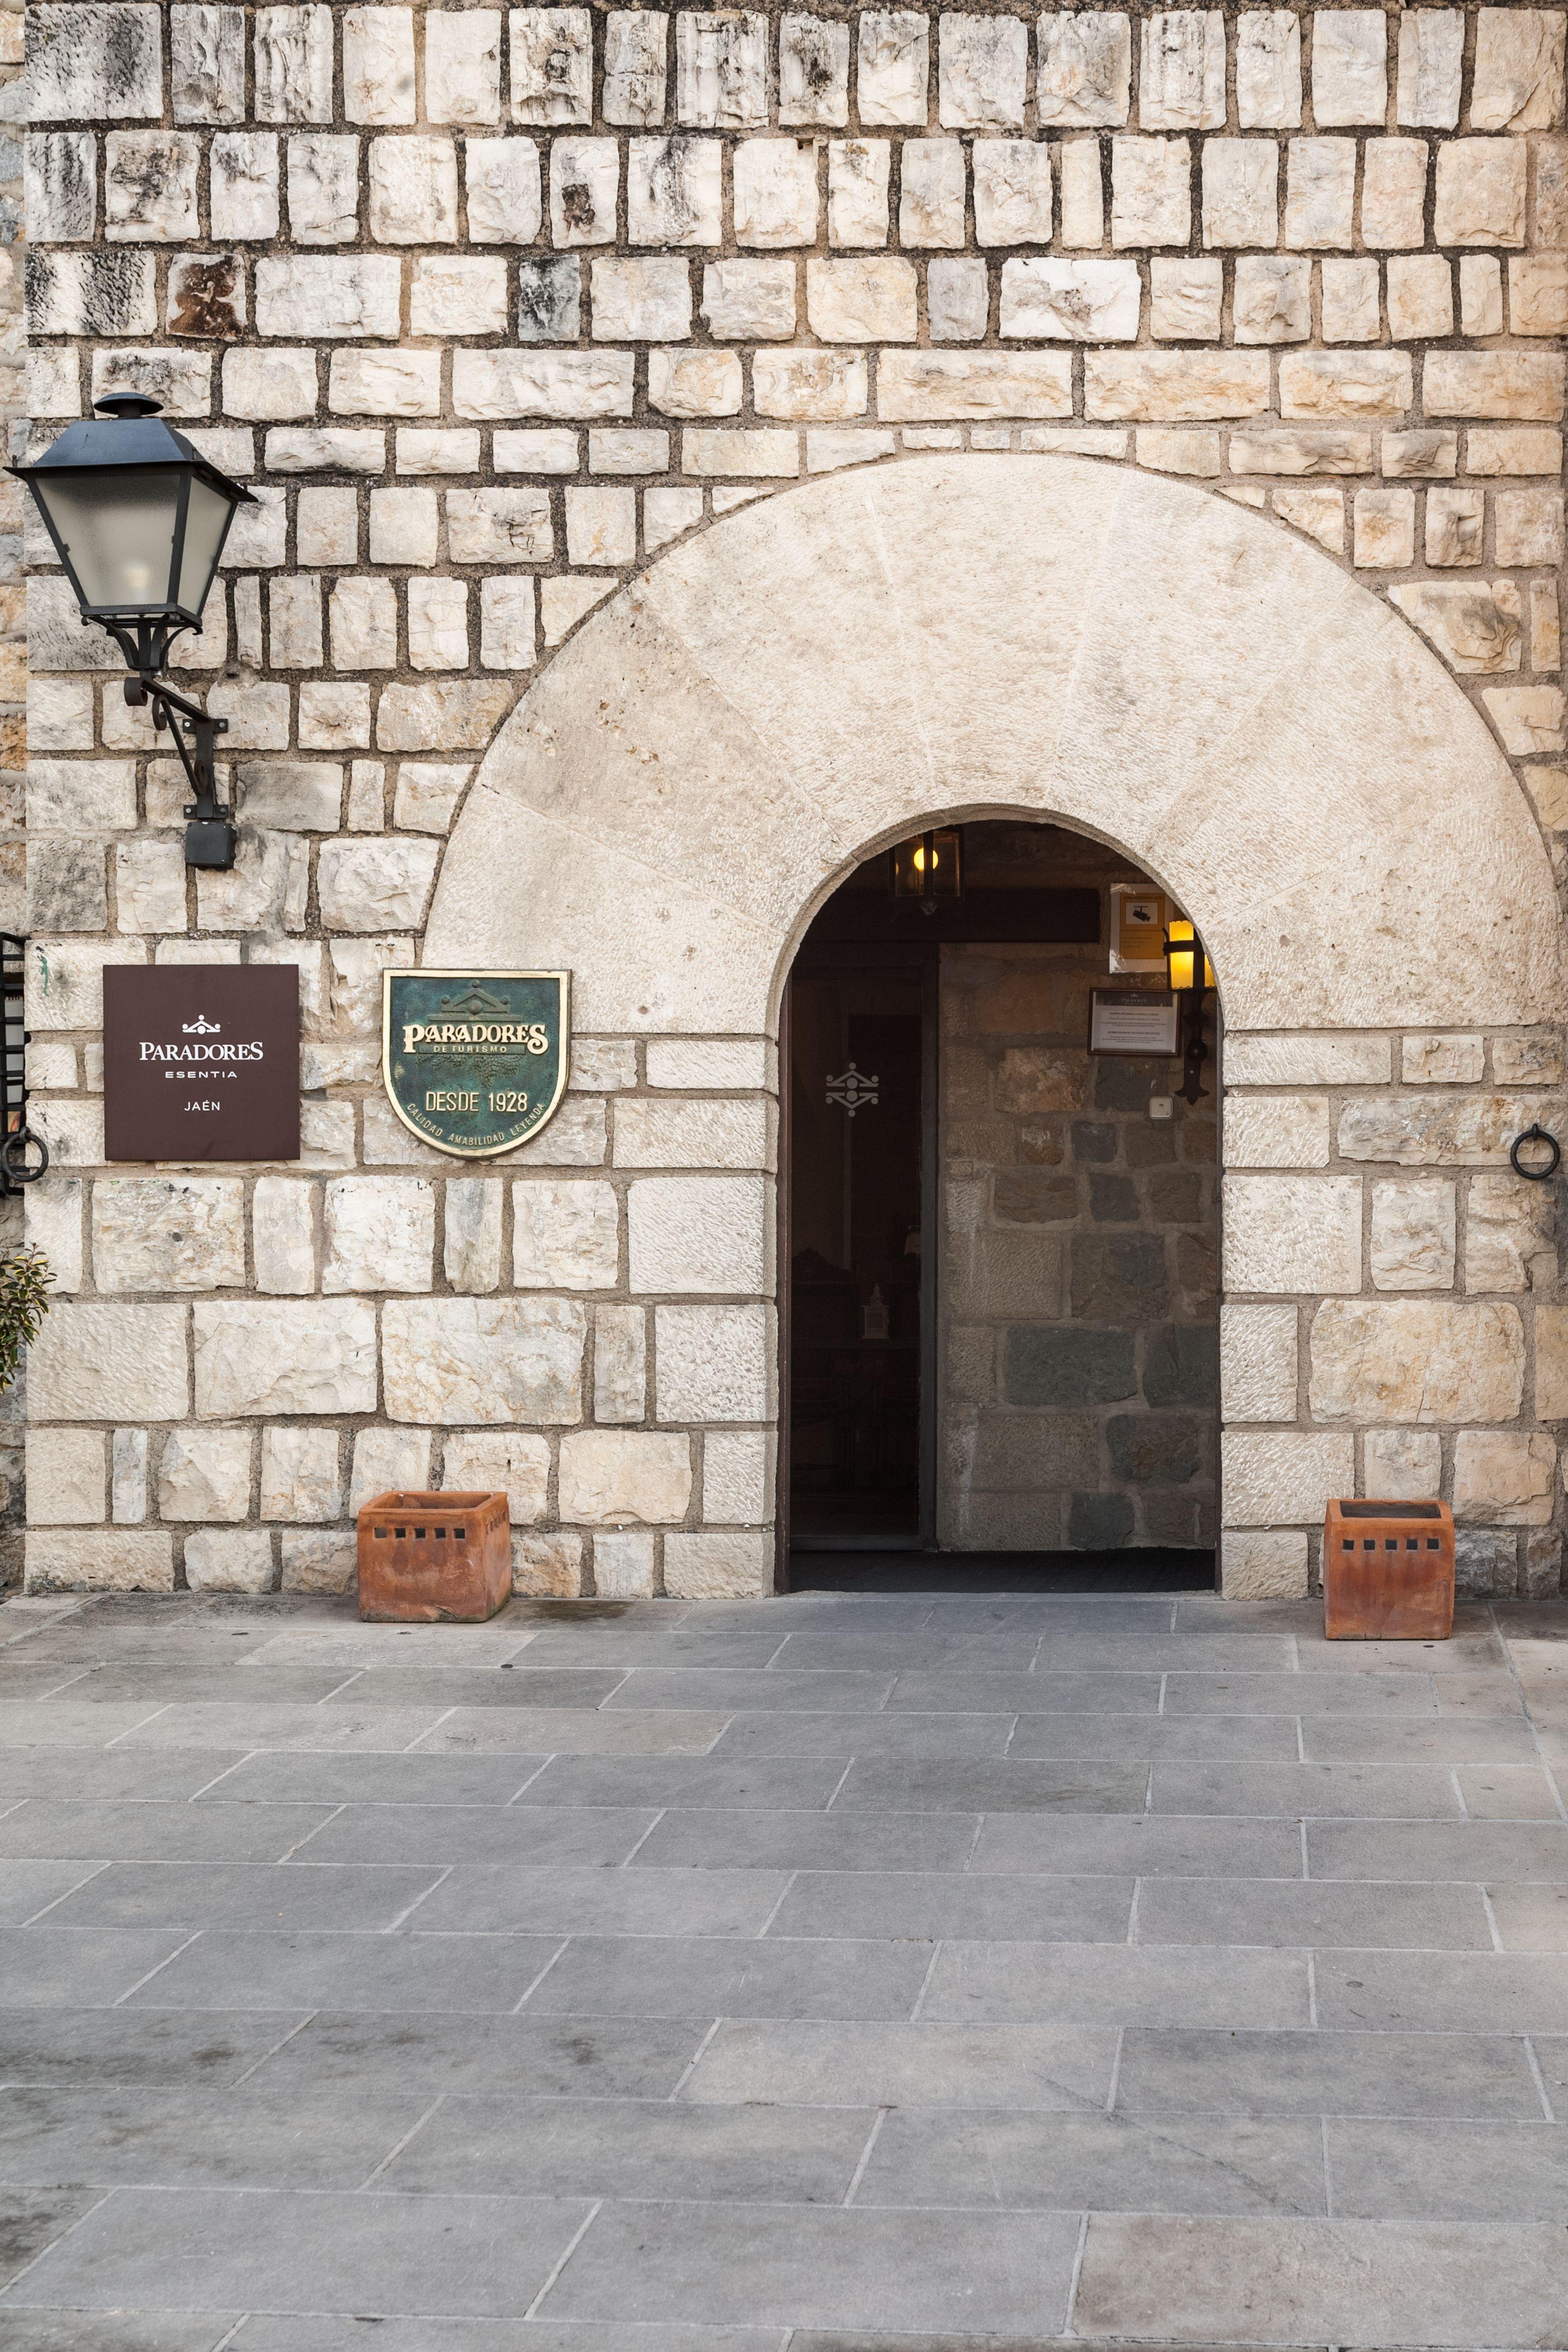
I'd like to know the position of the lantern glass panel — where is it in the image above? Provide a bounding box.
[176,474,236,620]
[891,829,962,899]
[34,465,184,615]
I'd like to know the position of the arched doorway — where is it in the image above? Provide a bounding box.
[427,454,1565,1601]
[782,819,1220,1586]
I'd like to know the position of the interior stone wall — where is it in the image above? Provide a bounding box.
[15,2,1568,1602]
[940,944,1219,1555]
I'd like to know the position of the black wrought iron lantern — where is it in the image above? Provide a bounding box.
[1163,916,1215,1104]
[891,827,962,909]
[9,395,256,869]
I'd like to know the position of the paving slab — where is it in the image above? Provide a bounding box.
[1114,2027,1544,2118]
[245,2009,710,2098]
[679,2017,1117,2109]
[857,2107,1325,2215]
[0,2081,432,2191]
[0,2312,237,2352]
[380,2091,871,2201]
[707,1710,1014,1758]
[0,2010,311,2090]
[409,1708,726,1754]
[0,2187,597,2319]
[0,1803,334,1866]
[123,1929,562,2014]
[533,2200,1083,2334]
[923,1942,1311,2029]
[1071,2213,1568,2345]
[1315,1948,1568,2031]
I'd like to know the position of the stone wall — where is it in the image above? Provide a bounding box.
[938,834,1218,1554]
[15,2,1568,1600]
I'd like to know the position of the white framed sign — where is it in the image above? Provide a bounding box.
[1088,988,1180,1057]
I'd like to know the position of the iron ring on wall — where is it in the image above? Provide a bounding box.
[1510,1124,1562,1182]
[0,1128,48,1187]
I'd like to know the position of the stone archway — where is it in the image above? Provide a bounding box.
[428,453,1563,1034]
[426,453,1567,1599]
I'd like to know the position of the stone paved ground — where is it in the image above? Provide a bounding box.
[0,1585,1565,2351]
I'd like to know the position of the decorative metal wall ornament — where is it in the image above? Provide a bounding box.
[382,970,569,1158]
[0,934,46,1194]
[825,1061,879,1117]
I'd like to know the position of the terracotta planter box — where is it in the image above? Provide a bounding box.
[1323,1497,1454,1641]
[357,1490,512,1623]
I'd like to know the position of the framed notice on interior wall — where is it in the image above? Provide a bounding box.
[1088,989,1180,1058]
[103,966,300,1161]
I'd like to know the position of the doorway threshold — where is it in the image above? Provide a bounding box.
[789,1547,1216,1593]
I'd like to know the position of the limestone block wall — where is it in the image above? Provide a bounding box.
[13,1,1568,1600]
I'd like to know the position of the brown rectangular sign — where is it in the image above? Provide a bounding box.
[103,965,300,1163]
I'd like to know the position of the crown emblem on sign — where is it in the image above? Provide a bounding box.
[182,1015,221,1034]
[441,983,512,1017]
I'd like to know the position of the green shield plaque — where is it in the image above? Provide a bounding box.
[382,969,570,1158]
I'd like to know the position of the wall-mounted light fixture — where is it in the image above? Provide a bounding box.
[9,395,255,870]
[891,828,962,911]
[1164,916,1214,1104]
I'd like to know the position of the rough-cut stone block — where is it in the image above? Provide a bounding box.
[828,139,891,247]
[1219,1302,1298,1422]
[509,1531,579,1598]
[594,1531,656,1597]
[1279,352,1412,419]
[441,1430,549,1524]
[1369,1178,1457,1292]
[1149,257,1222,340]
[317,838,441,932]
[807,258,918,342]
[675,10,767,127]
[1482,687,1566,756]
[1466,1173,1556,1293]
[454,350,635,420]
[1434,139,1527,245]
[280,1533,355,1594]
[1340,1094,1568,1165]
[665,1531,770,1597]
[1222,1431,1355,1526]
[929,257,990,342]
[195,1301,378,1419]
[1111,135,1191,246]
[878,350,1072,419]
[29,5,162,120]
[899,139,966,247]
[1312,8,1386,125]
[1404,1034,1486,1084]
[93,1179,245,1295]
[1398,9,1463,129]
[159,1424,252,1521]
[752,349,867,421]
[1201,139,1278,249]
[1284,137,1355,247]
[558,1428,692,1524]
[1386,255,1454,343]
[510,5,592,124]
[1309,1299,1525,1423]
[1238,11,1301,129]
[253,5,333,123]
[260,1426,342,1522]
[939,13,1026,128]
[1454,1430,1556,1526]
[627,135,721,246]
[26,1429,107,1526]
[650,349,743,418]
[655,1302,772,1421]
[30,1305,189,1422]
[26,1531,174,1595]
[185,1529,277,1592]
[344,5,416,124]
[426,9,501,125]
[972,140,1053,246]
[1084,352,1269,421]
[255,256,401,338]
[1222,1097,1329,1169]
[858,11,929,125]
[512,1179,620,1287]
[734,139,819,248]
[1223,1174,1362,1295]
[1386,582,1522,672]
[351,1427,432,1517]
[1364,1428,1442,1501]
[1038,11,1130,126]
[628,1175,768,1293]
[382,1298,585,1423]
[1222,1530,1309,1599]
[1470,9,1565,132]
[1139,10,1225,129]
[704,1429,772,1523]
[781,16,849,129]
[604,11,667,126]
[322,1176,435,1293]
[1234,257,1311,346]
[1000,260,1139,342]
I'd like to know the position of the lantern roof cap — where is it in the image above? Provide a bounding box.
[9,396,255,503]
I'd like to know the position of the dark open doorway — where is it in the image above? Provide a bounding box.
[779,822,1219,1592]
